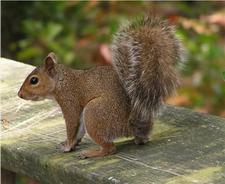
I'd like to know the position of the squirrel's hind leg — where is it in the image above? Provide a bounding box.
[79,123,117,159]
[78,97,118,158]
[79,143,116,159]
[78,123,116,158]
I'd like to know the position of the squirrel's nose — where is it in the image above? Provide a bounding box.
[18,90,24,99]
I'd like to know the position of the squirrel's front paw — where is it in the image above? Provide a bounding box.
[59,140,67,147]
[58,141,75,153]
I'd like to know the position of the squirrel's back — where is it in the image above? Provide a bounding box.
[111,15,184,142]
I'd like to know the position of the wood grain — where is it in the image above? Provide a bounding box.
[1,58,225,184]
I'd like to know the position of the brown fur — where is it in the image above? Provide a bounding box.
[18,16,184,158]
[18,56,132,157]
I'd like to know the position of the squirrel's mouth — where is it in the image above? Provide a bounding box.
[24,94,45,101]
[29,96,44,101]
[18,91,43,101]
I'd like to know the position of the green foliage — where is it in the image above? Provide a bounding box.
[177,23,225,113]
[2,1,225,116]
[2,1,123,68]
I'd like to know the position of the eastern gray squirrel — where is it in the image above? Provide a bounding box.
[18,15,184,158]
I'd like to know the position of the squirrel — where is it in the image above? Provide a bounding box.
[18,15,184,158]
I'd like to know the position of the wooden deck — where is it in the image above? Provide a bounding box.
[1,58,225,184]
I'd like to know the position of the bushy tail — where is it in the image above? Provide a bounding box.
[111,16,184,142]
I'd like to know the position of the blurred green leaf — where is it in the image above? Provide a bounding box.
[1,1,225,116]
[17,47,42,61]
[223,72,225,80]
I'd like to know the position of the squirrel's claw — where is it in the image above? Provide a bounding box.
[58,140,75,152]
[59,140,67,147]
[78,153,88,159]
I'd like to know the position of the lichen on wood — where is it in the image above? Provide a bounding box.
[1,58,225,184]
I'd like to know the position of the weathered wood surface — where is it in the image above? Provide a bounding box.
[1,58,225,184]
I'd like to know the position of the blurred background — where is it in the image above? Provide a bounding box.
[1,1,225,183]
[2,1,225,113]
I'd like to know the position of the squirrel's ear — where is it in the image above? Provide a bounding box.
[44,52,57,76]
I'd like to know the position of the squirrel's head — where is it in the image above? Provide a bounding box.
[18,52,58,101]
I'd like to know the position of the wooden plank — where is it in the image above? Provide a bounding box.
[1,58,225,184]
[1,168,16,184]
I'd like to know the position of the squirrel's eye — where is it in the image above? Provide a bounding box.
[30,77,39,85]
